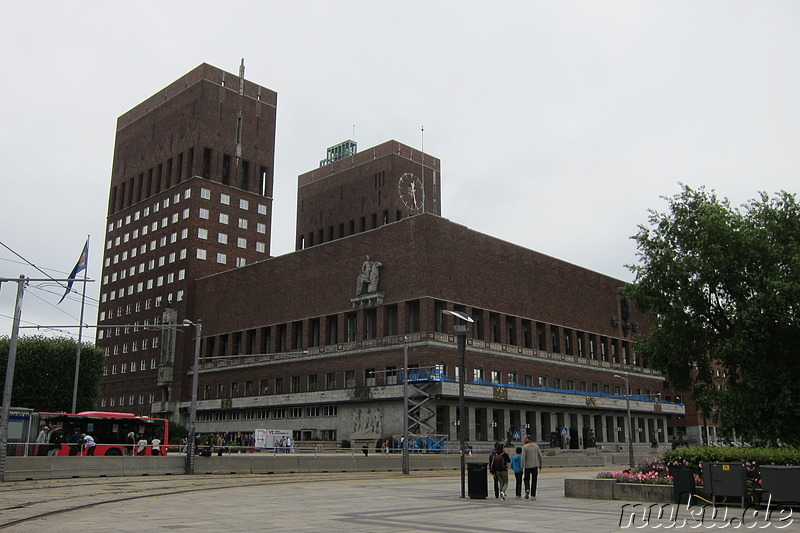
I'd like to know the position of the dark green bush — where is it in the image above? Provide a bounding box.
[662,446,800,476]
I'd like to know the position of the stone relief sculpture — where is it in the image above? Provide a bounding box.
[351,407,383,438]
[355,255,382,296]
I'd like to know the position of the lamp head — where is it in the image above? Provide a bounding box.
[442,310,474,323]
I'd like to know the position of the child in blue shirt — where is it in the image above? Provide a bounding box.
[511,446,524,499]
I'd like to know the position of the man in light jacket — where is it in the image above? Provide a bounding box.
[521,434,543,500]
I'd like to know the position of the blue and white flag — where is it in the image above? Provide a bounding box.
[58,239,89,304]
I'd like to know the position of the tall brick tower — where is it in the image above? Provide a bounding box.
[97,62,277,418]
[295,139,441,251]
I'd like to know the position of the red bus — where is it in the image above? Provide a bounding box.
[37,411,169,457]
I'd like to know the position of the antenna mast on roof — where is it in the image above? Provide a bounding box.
[235,58,245,173]
[421,126,425,214]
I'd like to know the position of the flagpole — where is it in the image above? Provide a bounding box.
[71,236,89,413]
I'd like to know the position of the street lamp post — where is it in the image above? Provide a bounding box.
[443,310,473,499]
[402,342,409,475]
[614,373,635,470]
[183,319,201,475]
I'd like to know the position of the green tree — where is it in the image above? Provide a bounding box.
[0,335,105,412]
[625,185,800,445]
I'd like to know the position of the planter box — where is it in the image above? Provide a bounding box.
[564,478,673,503]
[613,482,673,503]
[564,478,616,500]
[760,466,800,503]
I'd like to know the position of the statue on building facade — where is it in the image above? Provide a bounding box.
[355,255,382,296]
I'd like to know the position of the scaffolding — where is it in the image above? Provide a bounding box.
[319,139,357,167]
[400,366,451,440]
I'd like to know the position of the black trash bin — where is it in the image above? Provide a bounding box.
[467,462,488,499]
[673,469,695,504]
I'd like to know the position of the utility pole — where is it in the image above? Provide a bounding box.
[0,277,26,483]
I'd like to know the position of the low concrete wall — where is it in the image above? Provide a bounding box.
[4,453,461,481]
[565,477,674,503]
[5,452,607,481]
[613,482,673,503]
[564,478,616,500]
[5,456,185,481]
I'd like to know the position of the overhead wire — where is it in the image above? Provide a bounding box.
[0,312,82,339]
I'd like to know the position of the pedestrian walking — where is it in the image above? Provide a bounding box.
[488,442,501,498]
[511,446,524,498]
[521,434,544,500]
[489,442,511,501]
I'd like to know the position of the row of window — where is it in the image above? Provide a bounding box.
[198,368,657,401]
[196,405,338,423]
[109,145,271,214]
[197,301,637,368]
[105,358,159,373]
[101,278,185,303]
[108,187,268,237]
[105,209,267,270]
[101,296,178,322]
[99,392,156,408]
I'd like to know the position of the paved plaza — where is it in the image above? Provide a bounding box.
[0,467,797,532]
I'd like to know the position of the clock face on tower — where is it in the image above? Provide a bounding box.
[398,173,423,211]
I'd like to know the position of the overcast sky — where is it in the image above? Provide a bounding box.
[1,1,798,342]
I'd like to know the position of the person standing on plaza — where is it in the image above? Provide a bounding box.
[489,442,511,500]
[82,433,96,456]
[126,431,136,455]
[151,436,162,456]
[521,434,544,500]
[35,425,50,456]
[511,446,524,499]
[67,428,83,456]
[136,436,148,456]
[488,442,501,498]
[48,426,64,456]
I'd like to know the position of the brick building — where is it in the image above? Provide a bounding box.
[98,63,685,451]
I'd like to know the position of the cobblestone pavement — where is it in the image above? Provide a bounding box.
[1,468,796,532]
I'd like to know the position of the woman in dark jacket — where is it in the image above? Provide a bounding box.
[490,442,511,500]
